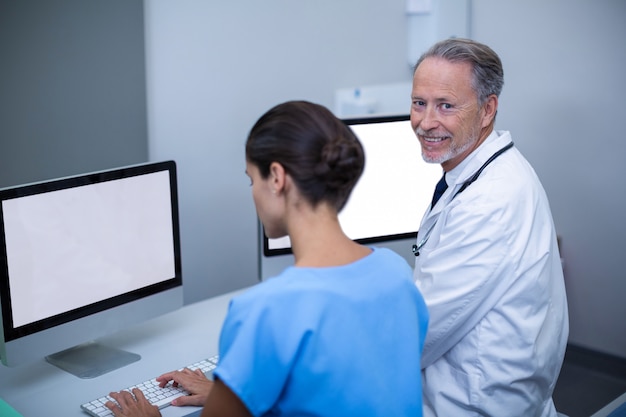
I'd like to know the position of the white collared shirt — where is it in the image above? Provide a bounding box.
[414,130,569,417]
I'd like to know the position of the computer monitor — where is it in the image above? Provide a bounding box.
[259,114,442,279]
[0,161,183,378]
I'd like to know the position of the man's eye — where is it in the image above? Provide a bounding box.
[441,103,453,110]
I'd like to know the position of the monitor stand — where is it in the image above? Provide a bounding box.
[45,341,141,379]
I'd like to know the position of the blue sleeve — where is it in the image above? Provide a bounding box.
[213,291,311,416]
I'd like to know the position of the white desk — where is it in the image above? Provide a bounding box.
[0,289,246,417]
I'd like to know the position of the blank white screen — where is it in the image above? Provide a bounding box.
[2,171,176,328]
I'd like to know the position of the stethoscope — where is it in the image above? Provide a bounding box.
[412,141,514,257]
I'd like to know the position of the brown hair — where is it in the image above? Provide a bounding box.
[246,100,364,211]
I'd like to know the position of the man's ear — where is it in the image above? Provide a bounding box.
[269,162,286,194]
[481,94,498,128]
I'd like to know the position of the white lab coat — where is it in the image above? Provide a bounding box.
[414,130,569,417]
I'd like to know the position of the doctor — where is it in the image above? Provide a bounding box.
[410,38,569,416]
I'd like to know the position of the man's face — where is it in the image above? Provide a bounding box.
[410,57,489,172]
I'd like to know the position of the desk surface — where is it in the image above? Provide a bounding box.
[0,289,245,417]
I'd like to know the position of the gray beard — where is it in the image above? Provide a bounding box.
[417,126,480,165]
[421,138,475,164]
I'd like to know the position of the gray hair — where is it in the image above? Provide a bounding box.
[414,38,504,105]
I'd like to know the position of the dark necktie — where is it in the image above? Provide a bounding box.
[431,173,448,209]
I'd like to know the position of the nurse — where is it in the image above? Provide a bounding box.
[106,100,429,417]
[411,38,569,417]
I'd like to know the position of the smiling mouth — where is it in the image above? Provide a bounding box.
[421,136,449,143]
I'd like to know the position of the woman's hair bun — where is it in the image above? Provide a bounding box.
[315,137,364,191]
[246,100,365,211]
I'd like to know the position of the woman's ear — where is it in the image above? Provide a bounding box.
[269,162,286,194]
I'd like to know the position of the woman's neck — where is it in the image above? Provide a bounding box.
[287,203,371,268]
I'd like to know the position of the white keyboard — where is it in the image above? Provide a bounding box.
[81,356,219,417]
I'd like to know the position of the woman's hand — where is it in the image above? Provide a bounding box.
[105,388,161,417]
[156,368,214,407]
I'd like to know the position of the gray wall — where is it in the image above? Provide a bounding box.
[144,0,413,301]
[0,0,148,187]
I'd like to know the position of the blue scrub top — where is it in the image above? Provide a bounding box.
[214,247,428,417]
